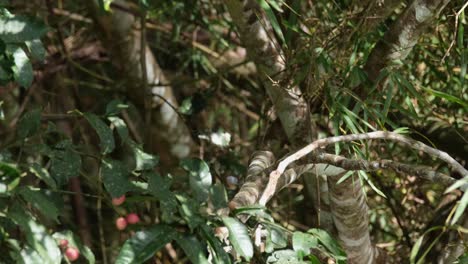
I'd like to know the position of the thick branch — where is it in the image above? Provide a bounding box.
[259,131,466,205]
[364,0,451,82]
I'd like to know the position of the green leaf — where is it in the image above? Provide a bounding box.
[105,99,128,116]
[451,190,468,225]
[424,87,468,108]
[20,245,45,264]
[17,108,41,139]
[307,229,346,260]
[50,140,81,186]
[84,113,115,154]
[115,225,176,264]
[17,186,63,222]
[222,217,253,261]
[0,15,48,43]
[199,225,231,264]
[130,142,158,171]
[8,203,61,264]
[181,158,212,202]
[410,235,424,264]
[25,39,46,61]
[265,225,288,253]
[0,162,20,196]
[52,230,95,264]
[29,163,57,189]
[176,194,204,231]
[259,0,285,45]
[210,182,228,210]
[108,116,129,143]
[292,231,318,255]
[9,45,33,87]
[176,235,209,264]
[147,172,177,222]
[266,249,305,263]
[101,158,132,198]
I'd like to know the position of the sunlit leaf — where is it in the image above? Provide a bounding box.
[17,186,63,222]
[222,217,253,261]
[0,14,48,42]
[84,113,115,154]
[292,231,318,255]
[115,225,176,264]
[101,158,132,198]
[181,158,212,202]
[29,163,57,189]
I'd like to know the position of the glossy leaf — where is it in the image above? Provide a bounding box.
[147,172,177,222]
[25,39,45,61]
[131,142,158,171]
[176,235,209,264]
[222,217,253,261]
[9,45,33,87]
[181,158,212,202]
[0,162,20,195]
[176,194,204,231]
[101,158,132,198]
[84,113,115,154]
[8,203,61,264]
[0,13,48,42]
[17,186,62,222]
[29,163,56,189]
[292,231,318,255]
[108,116,129,143]
[115,225,176,264]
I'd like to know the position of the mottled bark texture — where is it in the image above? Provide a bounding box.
[365,0,451,82]
[328,172,379,264]
[357,0,403,34]
[224,0,335,234]
[86,0,193,162]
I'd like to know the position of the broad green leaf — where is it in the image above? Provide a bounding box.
[130,142,158,171]
[222,217,253,261]
[0,15,48,43]
[20,246,45,264]
[0,162,20,195]
[266,249,305,263]
[105,99,128,116]
[307,229,346,260]
[53,230,95,264]
[176,235,209,264]
[147,172,177,222]
[108,116,129,143]
[292,231,318,255]
[25,39,45,61]
[84,113,115,154]
[8,203,61,264]
[101,158,132,198]
[50,140,81,186]
[17,108,41,139]
[181,158,212,202]
[451,190,468,225]
[17,186,62,222]
[265,225,288,253]
[29,163,57,189]
[210,182,228,210]
[176,194,204,231]
[9,45,33,87]
[115,225,176,264]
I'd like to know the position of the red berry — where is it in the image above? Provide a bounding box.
[112,195,126,206]
[115,217,127,230]
[58,239,68,248]
[126,213,140,224]
[65,247,80,261]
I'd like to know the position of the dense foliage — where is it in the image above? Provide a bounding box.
[0,0,466,263]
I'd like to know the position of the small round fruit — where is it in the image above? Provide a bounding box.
[116,217,127,230]
[65,247,80,261]
[126,213,140,224]
[58,239,69,248]
[112,195,126,206]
